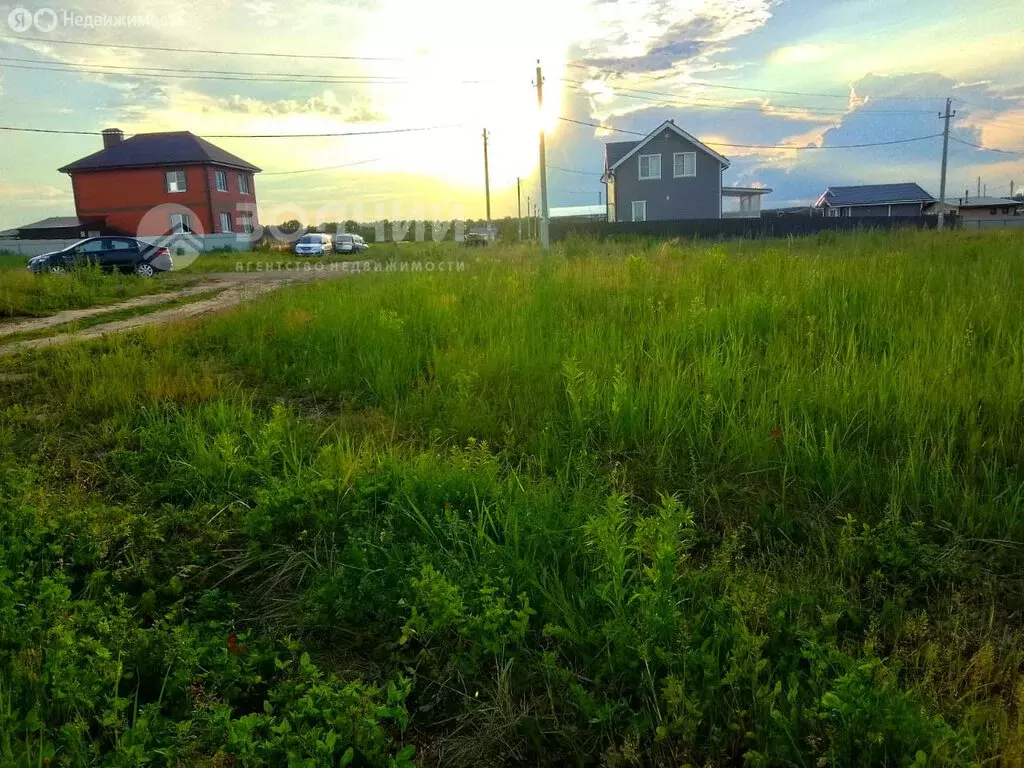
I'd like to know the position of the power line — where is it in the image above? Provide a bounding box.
[0,55,410,81]
[262,155,400,176]
[549,165,602,176]
[0,60,499,86]
[0,119,939,152]
[0,124,467,139]
[564,79,937,117]
[948,100,1024,130]
[565,63,852,98]
[949,135,1024,156]
[558,116,645,135]
[705,135,943,150]
[0,33,408,62]
[565,62,951,102]
[557,117,941,150]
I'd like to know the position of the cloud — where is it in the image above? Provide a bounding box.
[0,180,71,207]
[769,43,843,66]
[574,0,773,72]
[544,68,1024,210]
[216,92,387,122]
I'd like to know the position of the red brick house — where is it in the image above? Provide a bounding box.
[58,128,262,241]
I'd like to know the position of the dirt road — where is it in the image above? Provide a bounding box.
[0,270,346,357]
[0,284,223,338]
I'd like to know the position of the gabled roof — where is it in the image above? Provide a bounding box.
[606,120,730,174]
[722,186,773,196]
[814,183,933,208]
[605,141,639,170]
[15,216,95,230]
[956,196,1022,208]
[59,131,262,174]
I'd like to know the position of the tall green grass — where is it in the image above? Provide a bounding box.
[0,265,182,318]
[2,229,1024,766]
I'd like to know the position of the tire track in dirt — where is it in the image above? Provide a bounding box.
[0,280,282,356]
[0,283,222,338]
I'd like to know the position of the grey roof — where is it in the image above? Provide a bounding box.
[59,131,261,173]
[607,121,730,172]
[722,186,773,195]
[15,216,96,230]
[816,183,934,208]
[605,141,638,169]
[956,196,1022,208]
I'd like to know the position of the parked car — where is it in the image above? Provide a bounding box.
[27,237,173,276]
[294,234,333,256]
[335,234,370,254]
[464,227,496,246]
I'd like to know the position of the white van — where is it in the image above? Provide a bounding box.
[294,234,333,256]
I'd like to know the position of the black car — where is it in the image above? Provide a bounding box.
[27,237,174,277]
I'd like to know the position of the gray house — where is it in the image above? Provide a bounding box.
[954,196,1022,219]
[813,183,934,217]
[601,120,770,222]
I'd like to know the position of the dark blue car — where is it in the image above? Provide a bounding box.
[27,237,173,277]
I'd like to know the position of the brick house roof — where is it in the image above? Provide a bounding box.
[59,131,262,174]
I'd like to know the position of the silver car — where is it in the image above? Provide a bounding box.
[294,234,333,256]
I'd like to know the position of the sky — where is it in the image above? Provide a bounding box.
[0,0,1022,230]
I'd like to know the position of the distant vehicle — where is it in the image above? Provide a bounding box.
[27,237,172,276]
[294,233,333,256]
[336,233,370,254]
[465,227,496,246]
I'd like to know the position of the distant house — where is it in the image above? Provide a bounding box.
[953,196,1022,219]
[761,206,823,218]
[549,205,607,223]
[813,183,934,217]
[1,216,113,240]
[58,128,262,244]
[602,120,771,222]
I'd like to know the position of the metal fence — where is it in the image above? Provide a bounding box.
[550,215,939,242]
[0,238,84,258]
[959,218,1024,230]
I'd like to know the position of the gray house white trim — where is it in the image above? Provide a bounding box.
[601,120,771,222]
[609,120,731,173]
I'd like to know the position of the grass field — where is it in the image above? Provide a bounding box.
[1,229,1023,766]
[0,265,197,319]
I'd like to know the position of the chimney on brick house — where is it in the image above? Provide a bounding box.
[101,128,125,150]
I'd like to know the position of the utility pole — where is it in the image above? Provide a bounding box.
[1011,180,1016,198]
[536,60,550,250]
[937,97,955,230]
[517,177,523,241]
[977,177,982,197]
[526,194,531,239]
[482,129,492,230]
